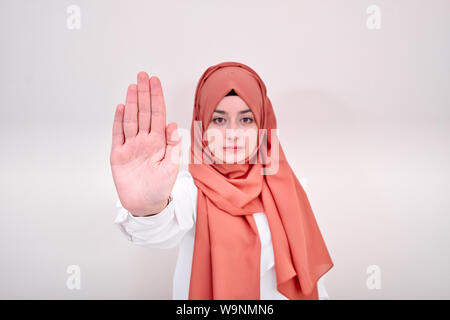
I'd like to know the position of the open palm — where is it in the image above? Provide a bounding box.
[110,72,181,216]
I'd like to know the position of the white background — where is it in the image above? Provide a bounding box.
[0,0,449,299]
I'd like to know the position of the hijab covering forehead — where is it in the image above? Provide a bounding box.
[188,61,334,300]
[195,65,265,129]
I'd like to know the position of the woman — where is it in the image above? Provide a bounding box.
[110,61,334,300]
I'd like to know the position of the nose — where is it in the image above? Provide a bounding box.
[225,120,240,144]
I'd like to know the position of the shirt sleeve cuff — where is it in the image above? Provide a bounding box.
[114,195,175,227]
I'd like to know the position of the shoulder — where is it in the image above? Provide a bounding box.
[178,169,193,180]
[173,169,198,204]
[176,169,196,190]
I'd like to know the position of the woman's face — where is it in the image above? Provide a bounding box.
[205,95,259,164]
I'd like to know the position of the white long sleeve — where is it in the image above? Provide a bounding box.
[114,170,196,249]
[114,169,331,300]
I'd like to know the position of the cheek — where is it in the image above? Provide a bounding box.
[246,127,259,148]
[205,128,225,149]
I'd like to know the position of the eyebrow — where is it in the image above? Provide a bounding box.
[214,108,252,115]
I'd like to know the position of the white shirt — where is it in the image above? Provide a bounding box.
[114,169,330,300]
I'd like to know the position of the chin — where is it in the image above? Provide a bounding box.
[222,159,246,164]
[222,151,248,164]
[210,147,256,164]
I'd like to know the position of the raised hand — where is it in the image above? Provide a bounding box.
[110,72,182,217]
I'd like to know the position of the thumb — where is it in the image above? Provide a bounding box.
[163,122,182,169]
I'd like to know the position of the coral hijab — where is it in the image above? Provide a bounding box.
[187,61,333,300]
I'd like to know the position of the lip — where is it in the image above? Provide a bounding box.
[223,146,244,151]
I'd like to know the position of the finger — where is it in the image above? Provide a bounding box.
[163,122,182,170]
[149,76,167,138]
[166,122,182,145]
[112,104,125,149]
[137,72,151,134]
[124,84,138,139]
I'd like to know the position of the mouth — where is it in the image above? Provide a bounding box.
[223,146,244,151]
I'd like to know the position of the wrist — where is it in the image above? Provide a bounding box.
[130,196,172,217]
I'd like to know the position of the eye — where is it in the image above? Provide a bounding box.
[241,117,254,124]
[212,117,226,125]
